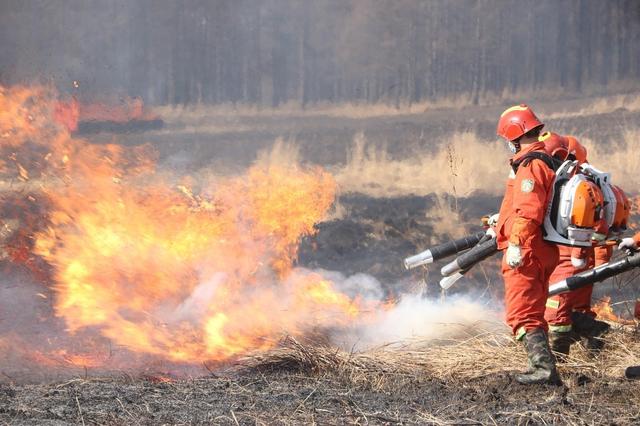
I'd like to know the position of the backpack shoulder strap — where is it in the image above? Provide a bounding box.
[510,151,562,174]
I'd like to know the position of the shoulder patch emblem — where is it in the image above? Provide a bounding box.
[521,179,535,193]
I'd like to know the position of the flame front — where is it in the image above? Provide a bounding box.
[1,85,370,364]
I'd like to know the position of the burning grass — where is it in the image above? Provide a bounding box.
[0,84,391,367]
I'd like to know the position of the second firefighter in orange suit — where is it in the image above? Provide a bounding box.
[544,244,612,356]
[541,136,612,357]
[495,104,561,385]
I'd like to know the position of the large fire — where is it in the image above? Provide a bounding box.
[0,85,374,366]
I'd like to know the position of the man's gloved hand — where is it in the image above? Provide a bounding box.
[487,213,499,228]
[570,256,587,269]
[618,237,638,253]
[506,243,523,268]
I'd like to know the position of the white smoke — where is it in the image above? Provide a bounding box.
[313,269,505,351]
[170,272,227,322]
[345,293,504,350]
[313,269,386,301]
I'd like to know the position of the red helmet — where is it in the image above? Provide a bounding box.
[539,131,568,160]
[496,104,544,141]
[566,136,588,164]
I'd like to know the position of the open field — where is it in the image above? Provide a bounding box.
[110,93,640,196]
[2,92,640,424]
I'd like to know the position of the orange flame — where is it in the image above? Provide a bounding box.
[0,85,377,365]
[592,296,635,325]
[53,97,79,133]
[53,94,158,133]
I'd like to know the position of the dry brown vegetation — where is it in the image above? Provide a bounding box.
[334,131,509,198]
[156,91,640,122]
[155,96,476,121]
[331,126,640,199]
[2,328,639,424]
[547,93,640,119]
[243,324,640,387]
[583,127,640,190]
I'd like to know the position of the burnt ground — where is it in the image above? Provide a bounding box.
[1,356,639,425]
[298,193,504,294]
[3,96,640,424]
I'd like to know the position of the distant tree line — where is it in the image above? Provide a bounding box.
[1,0,639,106]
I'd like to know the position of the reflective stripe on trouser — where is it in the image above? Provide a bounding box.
[549,324,572,333]
[545,266,596,325]
[503,240,559,336]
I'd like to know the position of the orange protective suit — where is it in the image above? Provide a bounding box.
[496,141,559,339]
[544,245,612,329]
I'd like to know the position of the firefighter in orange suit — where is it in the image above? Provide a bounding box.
[544,241,612,357]
[541,135,613,358]
[495,105,561,385]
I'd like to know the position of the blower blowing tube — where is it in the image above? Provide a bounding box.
[548,252,640,296]
[403,231,485,270]
[440,237,498,277]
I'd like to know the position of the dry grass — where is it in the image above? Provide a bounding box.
[154,96,478,122]
[154,88,639,122]
[583,127,640,190]
[422,325,640,382]
[334,131,508,198]
[254,136,302,169]
[547,93,640,119]
[332,126,640,199]
[423,193,468,238]
[154,94,640,204]
[238,336,430,392]
[241,325,640,388]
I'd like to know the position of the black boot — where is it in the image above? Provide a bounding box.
[516,328,563,385]
[625,366,640,379]
[549,330,575,362]
[571,311,610,351]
